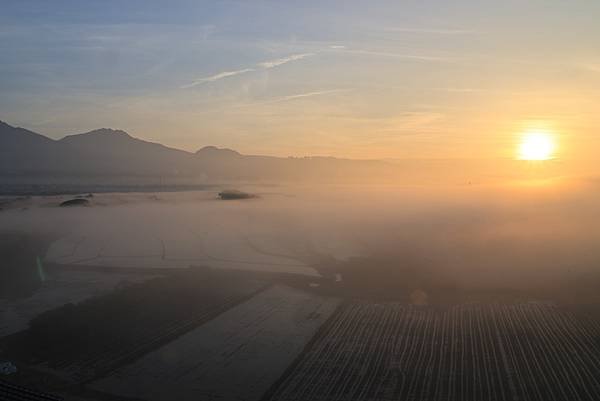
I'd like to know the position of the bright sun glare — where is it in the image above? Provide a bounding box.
[518,131,556,161]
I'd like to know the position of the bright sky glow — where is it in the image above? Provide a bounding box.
[0,1,599,163]
[518,132,556,161]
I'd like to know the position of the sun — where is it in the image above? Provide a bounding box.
[518,131,556,160]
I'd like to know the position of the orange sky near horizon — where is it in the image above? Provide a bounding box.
[1,1,599,175]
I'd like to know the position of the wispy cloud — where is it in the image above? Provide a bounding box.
[268,89,350,103]
[340,49,452,63]
[226,89,351,110]
[383,27,475,35]
[258,53,315,69]
[182,53,315,89]
[181,68,255,88]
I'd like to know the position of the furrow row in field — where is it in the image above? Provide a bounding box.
[265,303,600,401]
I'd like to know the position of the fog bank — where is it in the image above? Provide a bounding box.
[1,180,599,297]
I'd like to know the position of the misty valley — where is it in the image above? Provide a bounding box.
[2,182,600,400]
[2,1,600,399]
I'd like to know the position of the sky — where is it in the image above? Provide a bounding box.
[1,0,599,165]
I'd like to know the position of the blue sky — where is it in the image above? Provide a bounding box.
[1,1,599,160]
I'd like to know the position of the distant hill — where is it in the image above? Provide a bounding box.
[0,121,58,175]
[0,121,394,184]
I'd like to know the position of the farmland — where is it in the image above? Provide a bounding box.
[3,268,268,383]
[264,302,600,401]
[0,268,158,338]
[90,285,340,401]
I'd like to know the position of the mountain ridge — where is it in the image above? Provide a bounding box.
[0,120,394,183]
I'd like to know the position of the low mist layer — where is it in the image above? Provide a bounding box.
[1,179,599,302]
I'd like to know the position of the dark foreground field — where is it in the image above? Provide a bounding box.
[3,263,600,401]
[2,268,269,384]
[263,301,600,401]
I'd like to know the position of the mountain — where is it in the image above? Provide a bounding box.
[0,122,199,180]
[0,121,59,175]
[56,128,198,177]
[0,121,395,184]
[196,146,241,158]
[0,121,54,147]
